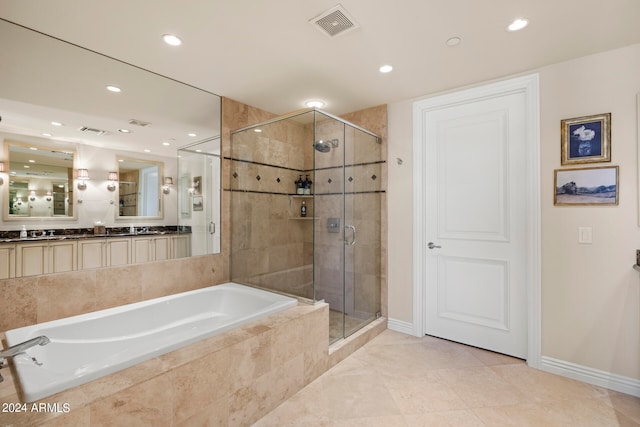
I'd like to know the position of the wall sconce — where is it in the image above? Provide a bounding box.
[107,171,118,191]
[45,191,52,202]
[29,190,36,202]
[162,177,173,195]
[0,161,4,185]
[77,168,89,190]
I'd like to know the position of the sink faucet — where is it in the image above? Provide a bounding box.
[0,336,50,383]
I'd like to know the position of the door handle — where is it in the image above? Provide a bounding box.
[427,242,441,249]
[209,221,216,235]
[345,225,356,246]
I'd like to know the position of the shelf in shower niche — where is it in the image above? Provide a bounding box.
[289,195,314,198]
[289,216,315,220]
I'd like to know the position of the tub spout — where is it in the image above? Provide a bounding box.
[0,336,50,359]
[1,336,50,382]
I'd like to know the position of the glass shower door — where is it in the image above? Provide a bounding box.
[342,125,382,338]
[178,137,221,256]
[315,112,382,343]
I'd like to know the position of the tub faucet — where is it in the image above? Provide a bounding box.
[0,336,50,382]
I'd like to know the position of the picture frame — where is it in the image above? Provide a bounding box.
[554,165,618,206]
[561,112,611,165]
[192,176,203,196]
[192,195,203,211]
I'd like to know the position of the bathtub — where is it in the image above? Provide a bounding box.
[4,282,298,402]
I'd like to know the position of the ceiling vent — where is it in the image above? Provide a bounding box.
[309,4,359,38]
[78,126,110,136]
[128,118,152,127]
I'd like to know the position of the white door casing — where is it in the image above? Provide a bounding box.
[412,74,541,365]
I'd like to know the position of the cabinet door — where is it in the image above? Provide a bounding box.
[131,237,152,264]
[78,240,106,269]
[49,240,77,273]
[15,242,47,277]
[106,238,131,266]
[0,244,16,279]
[171,235,191,259]
[153,236,171,261]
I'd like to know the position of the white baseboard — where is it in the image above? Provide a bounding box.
[540,356,640,398]
[387,318,418,336]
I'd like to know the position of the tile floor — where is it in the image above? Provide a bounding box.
[255,330,640,426]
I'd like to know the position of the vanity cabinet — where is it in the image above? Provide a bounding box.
[0,233,189,277]
[0,244,16,279]
[78,238,131,269]
[131,235,171,264]
[15,240,77,277]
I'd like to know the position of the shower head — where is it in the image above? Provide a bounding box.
[314,139,339,153]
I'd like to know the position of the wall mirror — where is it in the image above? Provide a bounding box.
[117,158,163,219]
[3,141,76,220]
[0,16,222,281]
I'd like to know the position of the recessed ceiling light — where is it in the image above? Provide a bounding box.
[195,149,202,153]
[508,18,528,31]
[162,34,182,46]
[305,100,325,108]
[254,129,262,133]
[30,147,38,150]
[28,159,35,163]
[162,142,171,146]
[118,128,131,133]
[379,64,393,73]
[118,159,124,162]
[143,149,151,153]
[106,85,121,93]
[23,165,30,169]
[41,133,52,137]
[188,132,197,137]
[51,121,63,126]
[445,37,462,47]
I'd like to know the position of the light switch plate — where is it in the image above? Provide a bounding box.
[578,227,592,244]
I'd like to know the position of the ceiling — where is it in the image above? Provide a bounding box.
[1,0,639,119]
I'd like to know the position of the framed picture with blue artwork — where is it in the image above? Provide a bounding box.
[561,113,611,165]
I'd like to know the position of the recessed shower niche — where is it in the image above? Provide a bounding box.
[230,108,384,343]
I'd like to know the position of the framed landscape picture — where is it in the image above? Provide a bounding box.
[560,113,611,165]
[554,165,618,206]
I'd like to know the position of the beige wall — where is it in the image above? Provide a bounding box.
[387,43,640,381]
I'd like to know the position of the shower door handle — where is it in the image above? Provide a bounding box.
[209,221,215,234]
[345,225,356,246]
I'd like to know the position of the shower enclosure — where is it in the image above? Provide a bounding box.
[178,137,221,256]
[230,109,383,343]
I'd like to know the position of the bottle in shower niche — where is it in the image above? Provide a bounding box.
[303,174,312,195]
[296,175,304,195]
[300,200,307,217]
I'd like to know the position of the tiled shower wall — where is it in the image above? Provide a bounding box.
[229,114,315,298]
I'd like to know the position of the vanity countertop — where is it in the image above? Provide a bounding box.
[0,226,191,243]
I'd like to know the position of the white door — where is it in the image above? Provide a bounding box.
[418,81,534,359]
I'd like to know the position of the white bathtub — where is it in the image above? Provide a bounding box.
[4,282,298,402]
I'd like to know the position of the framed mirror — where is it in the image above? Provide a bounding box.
[3,141,76,220]
[116,158,163,219]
